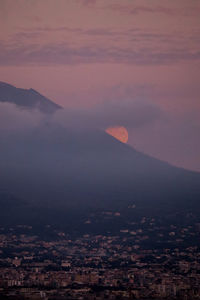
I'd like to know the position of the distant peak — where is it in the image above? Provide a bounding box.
[29,88,39,94]
[0,81,62,112]
[0,81,15,88]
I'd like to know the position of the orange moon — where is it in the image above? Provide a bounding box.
[105,126,128,143]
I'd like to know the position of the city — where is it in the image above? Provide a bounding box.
[0,210,200,299]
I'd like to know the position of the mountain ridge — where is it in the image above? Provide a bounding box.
[0,81,62,113]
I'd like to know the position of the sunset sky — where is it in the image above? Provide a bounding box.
[0,0,200,171]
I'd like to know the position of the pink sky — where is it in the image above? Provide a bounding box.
[0,0,200,171]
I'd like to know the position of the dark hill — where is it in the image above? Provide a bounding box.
[0,124,200,213]
[0,82,200,233]
[0,81,61,113]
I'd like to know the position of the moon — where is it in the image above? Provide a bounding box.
[105,126,128,143]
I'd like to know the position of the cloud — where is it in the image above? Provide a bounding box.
[0,102,44,133]
[95,99,163,128]
[102,2,200,17]
[53,98,163,131]
[1,21,200,67]
[0,96,162,134]
[130,111,200,172]
[104,4,174,16]
[81,0,97,6]
[1,38,200,67]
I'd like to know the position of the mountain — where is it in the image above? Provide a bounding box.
[0,81,61,113]
[0,123,200,235]
[1,123,200,210]
[0,82,200,234]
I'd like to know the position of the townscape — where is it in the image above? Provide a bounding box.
[1,211,200,300]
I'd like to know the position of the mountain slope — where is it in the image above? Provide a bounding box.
[0,124,200,235]
[0,124,200,212]
[0,82,200,231]
[0,81,61,113]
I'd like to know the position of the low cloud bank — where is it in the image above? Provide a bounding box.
[0,98,162,133]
